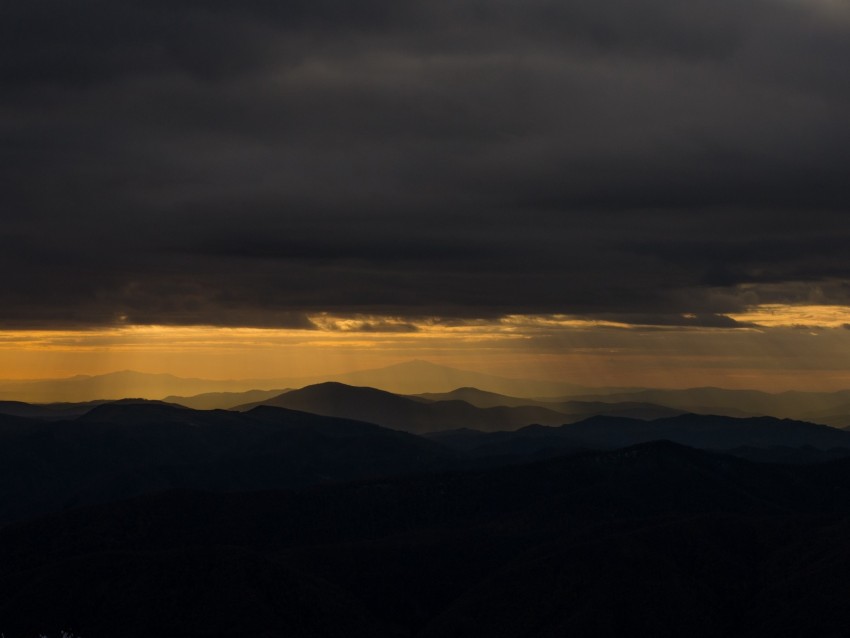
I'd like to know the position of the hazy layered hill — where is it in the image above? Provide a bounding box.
[413,387,685,420]
[0,361,599,404]
[323,359,592,395]
[794,403,850,428]
[413,386,539,407]
[0,371,286,403]
[6,442,850,636]
[163,388,289,410]
[233,382,575,434]
[11,361,850,419]
[571,387,850,422]
[0,404,453,524]
[0,398,194,421]
[0,399,110,420]
[5,381,812,431]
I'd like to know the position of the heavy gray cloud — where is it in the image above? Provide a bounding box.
[2,0,849,327]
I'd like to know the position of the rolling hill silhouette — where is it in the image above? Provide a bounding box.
[5,388,850,637]
[322,359,590,395]
[233,382,575,433]
[412,387,685,420]
[428,413,850,461]
[0,404,454,524]
[413,386,547,407]
[0,370,281,403]
[0,399,115,420]
[163,388,290,410]
[3,395,850,528]
[571,387,850,421]
[0,361,599,403]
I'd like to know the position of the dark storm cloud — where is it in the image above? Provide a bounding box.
[2,0,850,327]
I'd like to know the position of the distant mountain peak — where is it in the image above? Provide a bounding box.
[299,381,392,395]
[79,400,190,422]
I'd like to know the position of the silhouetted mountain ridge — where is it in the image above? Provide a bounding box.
[571,386,850,422]
[413,387,685,420]
[428,413,850,462]
[164,388,290,410]
[0,404,454,525]
[234,382,575,433]
[78,399,191,423]
[0,361,601,403]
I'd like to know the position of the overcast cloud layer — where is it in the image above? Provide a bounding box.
[3,0,850,328]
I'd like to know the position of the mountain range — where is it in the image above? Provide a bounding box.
[232,382,850,435]
[0,361,593,403]
[232,382,580,433]
[3,380,850,636]
[0,402,454,525]
[3,395,850,527]
[570,387,850,424]
[7,362,850,427]
[427,413,850,462]
[0,371,281,404]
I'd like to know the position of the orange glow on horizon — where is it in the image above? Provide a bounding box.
[1,306,850,392]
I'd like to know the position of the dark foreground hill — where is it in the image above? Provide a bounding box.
[0,403,453,524]
[6,402,850,525]
[4,443,850,637]
[428,413,850,462]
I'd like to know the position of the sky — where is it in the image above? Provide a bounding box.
[3,0,850,390]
